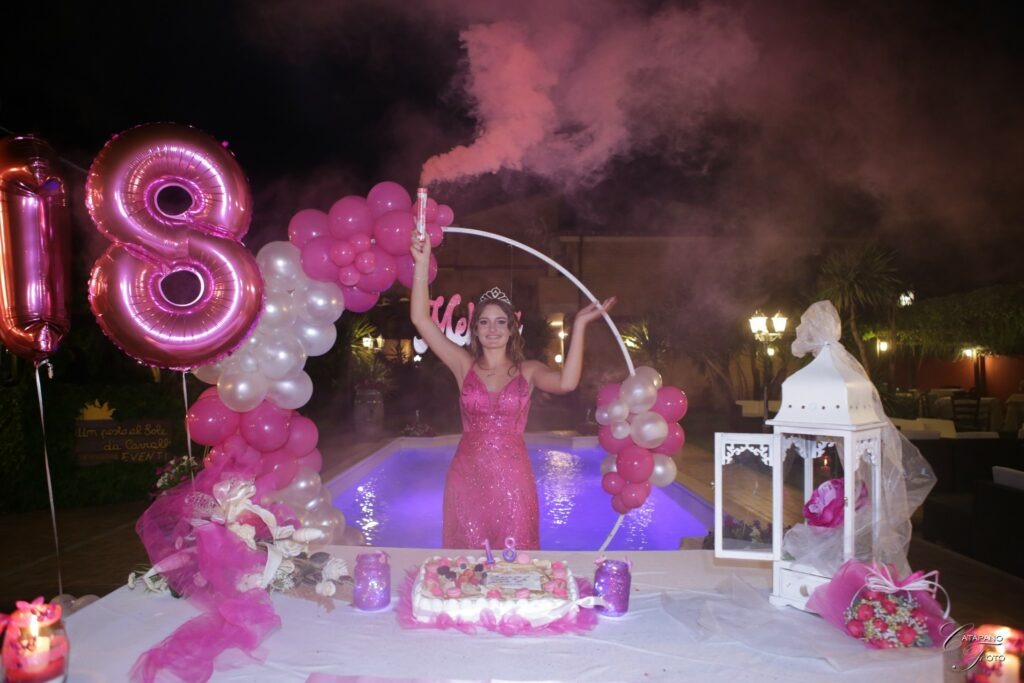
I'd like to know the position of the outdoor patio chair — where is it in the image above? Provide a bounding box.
[951,391,982,431]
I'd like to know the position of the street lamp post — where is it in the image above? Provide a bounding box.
[749,310,788,432]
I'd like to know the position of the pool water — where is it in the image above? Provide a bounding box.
[327,437,711,551]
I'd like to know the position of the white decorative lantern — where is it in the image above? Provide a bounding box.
[714,342,885,611]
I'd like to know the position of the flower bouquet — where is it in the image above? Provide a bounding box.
[806,559,953,649]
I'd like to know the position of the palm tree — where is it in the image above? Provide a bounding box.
[817,244,900,377]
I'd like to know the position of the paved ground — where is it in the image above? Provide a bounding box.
[3,434,1022,629]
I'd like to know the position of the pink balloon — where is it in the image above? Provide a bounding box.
[426,223,444,248]
[602,471,626,495]
[0,136,71,363]
[216,434,250,465]
[329,240,355,267]
[198,386,220,401]
[86,123,263,370]
[354,250,376,274]
[616,445,654,483]
[339,285,380,313]
[373,210,416,256]
[611,495,629,515]
[355,247,397,293]
[328,195,373,239]
[338,265,361,287]
[653,422,685,455]
[598,425,631,454]
[259,450,299,488]
[366,181,412,218]
[284,415,319,456]
[597,383,621,407]
[288,208,330,247]
[621,481,651,509]
[187,396,240,446]
[436,204,454,227]
[296,448,322,472]
[235,445,262,469]
[395,252,437,288]
[301,236,340,282]
[653,386,688,422]
[350,233,372,254]
[240,401,292,452]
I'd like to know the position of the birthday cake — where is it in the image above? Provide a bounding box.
[411,555,579,627]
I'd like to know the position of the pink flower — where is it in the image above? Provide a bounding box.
[847,619,866,638]
[856,603,875,621]
[897,624,917,646]
[804,479,869,528]
[881,598,898,614]
[873,617,889,632]
[911,607,928,622]
[862,590,881,601]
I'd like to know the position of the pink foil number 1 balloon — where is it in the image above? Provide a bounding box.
[86,123,263,369]
[0,136,71,363]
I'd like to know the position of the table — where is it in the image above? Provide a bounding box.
[63,548,950,682]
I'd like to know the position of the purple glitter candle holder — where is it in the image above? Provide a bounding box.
[594,559,631,616]
[353,552,391,611]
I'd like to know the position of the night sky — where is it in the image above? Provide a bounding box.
[4,0,1022,297]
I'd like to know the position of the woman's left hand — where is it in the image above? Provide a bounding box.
[574,296,616,326]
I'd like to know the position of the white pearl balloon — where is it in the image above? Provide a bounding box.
[192,362,222,384]
[296,322,337,357]
[218,368,269,412]
[600,453,618,474]
[299,281,346,326]
[630,410,668,449]
[606,399,630,423]
[268,370,314,410]
[634,366,663,390]
[265,466,321,509]
[595,406,612,426]
[610,420,631,440]
[257,241,302,292]
[258,334,307,380]
[620,374,658,413]
[262,291,297,329]
[650,454,678,487]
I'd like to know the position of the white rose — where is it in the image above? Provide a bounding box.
[321,557,349,582]
[315,580,337,597]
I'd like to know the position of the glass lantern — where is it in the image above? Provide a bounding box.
[2,598,69,683]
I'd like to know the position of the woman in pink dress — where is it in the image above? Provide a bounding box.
[410,232,614,549]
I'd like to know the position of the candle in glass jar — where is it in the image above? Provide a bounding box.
[2,599,69,683]
[593,558,631,616]
[353,552,391,611]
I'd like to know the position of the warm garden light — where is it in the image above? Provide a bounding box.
[771,312,787,333]
[554,353,564,364]
[878,340,889,353]
[748,311,768,335]
[766,346,776,357]
[963,347,975,358]
[362,337,374,349]
[898,291,915,307]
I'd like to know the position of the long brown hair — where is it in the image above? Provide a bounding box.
[469,297,525,372]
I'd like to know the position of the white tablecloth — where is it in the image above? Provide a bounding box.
[64,548,949,683]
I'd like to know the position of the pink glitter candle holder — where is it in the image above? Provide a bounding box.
[353,552,391,611]
[1,598,69,683]
[594,559,631,616]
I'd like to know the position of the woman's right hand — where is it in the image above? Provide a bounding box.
[410,229,431,267]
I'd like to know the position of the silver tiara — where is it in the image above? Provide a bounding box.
[479,287,512,306]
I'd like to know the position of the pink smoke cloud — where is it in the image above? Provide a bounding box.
[420,5,758,188]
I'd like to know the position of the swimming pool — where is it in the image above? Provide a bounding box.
[326,434,712,551]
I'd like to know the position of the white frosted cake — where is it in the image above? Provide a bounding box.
[411,555,579,627]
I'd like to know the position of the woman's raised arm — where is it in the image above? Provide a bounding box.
[528,297,616,395]
[409,231,471,379]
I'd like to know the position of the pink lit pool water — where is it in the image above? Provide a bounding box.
[327,436,711,551]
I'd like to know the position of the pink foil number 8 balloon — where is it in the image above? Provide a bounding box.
[86,123,263,369]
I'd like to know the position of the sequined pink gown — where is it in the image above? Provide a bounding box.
[442,366,540,549]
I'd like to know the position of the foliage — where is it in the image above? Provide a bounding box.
[817,243,901,376]
[892,285,1024,356]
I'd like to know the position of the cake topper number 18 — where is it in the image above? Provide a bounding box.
[502,536,517,563]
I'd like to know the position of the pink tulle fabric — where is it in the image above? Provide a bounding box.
[395,568,598,636]
[132,461,283,682]
[806,559,952,648]
[443,368,539,549]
